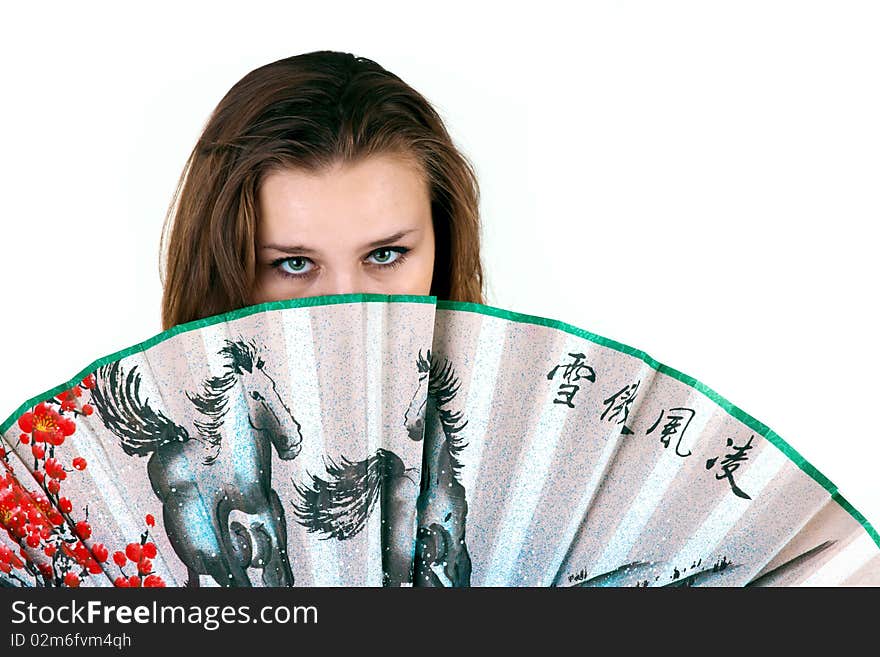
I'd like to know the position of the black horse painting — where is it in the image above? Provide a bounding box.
[88,337,303,587]
[290,348,473,586]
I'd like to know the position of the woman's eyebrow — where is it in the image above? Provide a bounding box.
[260,228,419,254]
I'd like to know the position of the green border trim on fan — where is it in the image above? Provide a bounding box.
[437,299,880,552]
[0,293,435,439]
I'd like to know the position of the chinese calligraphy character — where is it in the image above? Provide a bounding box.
[600,380,640,434]
[547,352,596,409]
[646,407,696,457]
[705,434,755,500]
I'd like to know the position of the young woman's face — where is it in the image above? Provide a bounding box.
[251,153,435,303]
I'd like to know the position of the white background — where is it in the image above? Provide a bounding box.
[1,2,878,532]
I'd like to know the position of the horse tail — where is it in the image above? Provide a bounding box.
[291,448,406,540]
[88,360,191,457]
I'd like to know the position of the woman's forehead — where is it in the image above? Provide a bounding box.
[257,155,430,251]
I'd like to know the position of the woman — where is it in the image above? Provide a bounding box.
[159,50,486,331]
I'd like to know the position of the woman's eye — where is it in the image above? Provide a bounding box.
[277,256,312,277]
[270,246,411,280]
[368,247,405,266]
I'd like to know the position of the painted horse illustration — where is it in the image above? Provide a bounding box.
[289,349,431,586]
[412,349,472,586]
[88,337,303,587]
[289,348,473,586]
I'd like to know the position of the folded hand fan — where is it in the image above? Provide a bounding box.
[2,294,878,587]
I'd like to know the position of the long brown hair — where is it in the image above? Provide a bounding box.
[159,50,486,331]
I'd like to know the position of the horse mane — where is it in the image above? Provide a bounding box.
[417,349,469,479]
[290,449,406,540]
[89,360,191,457]
[185,337,262,464]
[218,336,262,374]
[186,370,235,463]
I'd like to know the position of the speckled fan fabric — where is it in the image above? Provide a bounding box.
[2,294,878,587]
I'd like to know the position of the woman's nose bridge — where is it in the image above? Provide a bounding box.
[320,266,372,296]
